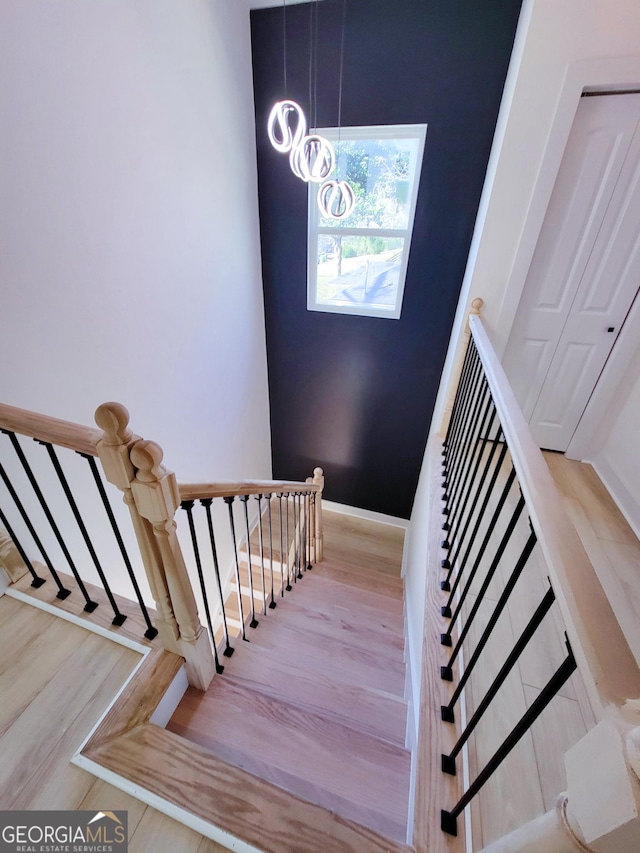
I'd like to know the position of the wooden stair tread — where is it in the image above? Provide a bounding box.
[193,639,407,746]
[313,560,404,596]
[167,680,411,842]
[234,571,405,645]
[86,723,413,853]
[245,616,406,695]
[251,592,405,658]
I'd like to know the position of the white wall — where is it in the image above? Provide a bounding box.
[0,0,271,483]
[594,368,640,539]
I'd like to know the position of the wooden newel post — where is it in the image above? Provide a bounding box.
[440,297,484,438]
[480,718,640,853]
[95,402,215,691]
[313,467,324,563]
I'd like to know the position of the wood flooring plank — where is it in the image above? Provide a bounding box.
[0,612,100,737]
[0,630,139,809]
[129,806,207,853]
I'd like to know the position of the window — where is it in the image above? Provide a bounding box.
[307,124,427,319]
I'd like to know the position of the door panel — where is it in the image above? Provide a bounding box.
[503,93,640,448]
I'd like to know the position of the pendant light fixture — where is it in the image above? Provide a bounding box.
[267,1,307,156]
[317,0,355,220]
[267,0,354,220]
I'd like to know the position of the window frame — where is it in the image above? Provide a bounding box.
[307,123,427,320]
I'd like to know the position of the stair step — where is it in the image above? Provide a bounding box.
[217,640,407,746]
[259,592,405,660]
[314,560,404,597]
[246,615,406,696]
[168,680,411,843]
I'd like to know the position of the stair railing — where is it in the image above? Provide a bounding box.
[176,470,323,672]
[0,399,324,693]
[0,401,158,640]
[433,305,640,846]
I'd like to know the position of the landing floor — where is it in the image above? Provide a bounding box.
[0,596,227,853]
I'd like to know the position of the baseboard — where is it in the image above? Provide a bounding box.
[322,500,410,529]
[591,455,640,541]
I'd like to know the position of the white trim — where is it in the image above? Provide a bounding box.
[566,286,640,460]
[591,453,640,541]
[149,666,189,727]
[321,499,410,529]
[307,123,427,320]
[0,567,9,597]
[4,588,151,654]
[71,754,261,853]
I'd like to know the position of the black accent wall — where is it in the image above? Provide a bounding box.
[251,0,522,519]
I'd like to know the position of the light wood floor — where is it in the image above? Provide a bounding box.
[455,449,640,851]
[168,508,411,845]
[0,596,227,853]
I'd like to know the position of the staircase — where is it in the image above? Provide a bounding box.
[167,508,412,846]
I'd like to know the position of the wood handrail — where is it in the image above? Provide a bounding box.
[0,402,101,456]
[470,315,640,711]
[178,480,321,501]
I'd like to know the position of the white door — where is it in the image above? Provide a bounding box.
[503,93,640,451]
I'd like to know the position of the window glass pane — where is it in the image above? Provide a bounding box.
[316,234,405,310]
[318,136,422,230]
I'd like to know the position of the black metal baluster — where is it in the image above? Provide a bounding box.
[441,482,523,646]
[202,499,234,657]
[443,340,477,470]
[305,492,312,571]
[224,496,246,640]
[240,495,259,628]
[441,506,532,683]
[278,493,288,594]
[80,453,157,639]
[440,401,497,589]
[267,494,276,609]
[442,380,491,548]
[444,342,480,477]
[441,464,516,626]
[443,339,475,454]
[285,493,292,588]
[295,493,303,579]
[181,501,224,674]
[0,459,70,597]
[3,431,97,610]
[441,584,555,728]
[0,504,46,587]
[441,635,577,837]
[442,352,482,517]
[441,422,506,581]
[255,494,268,615]
[43,442,123,623]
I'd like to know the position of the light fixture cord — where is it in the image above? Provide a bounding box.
[282,0,287,95]
[337,0,346,177]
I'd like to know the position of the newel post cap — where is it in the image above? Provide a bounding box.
[95,402,132,446]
